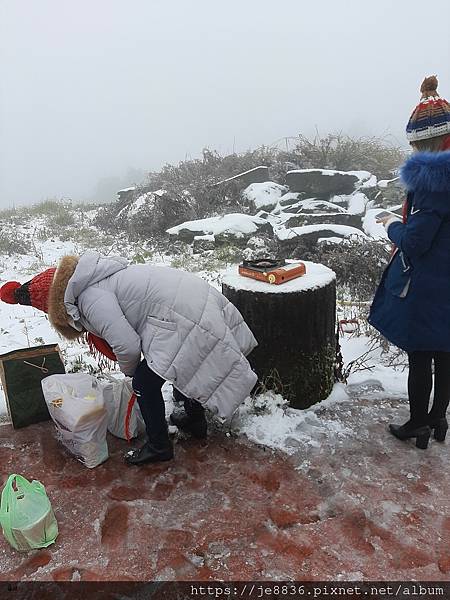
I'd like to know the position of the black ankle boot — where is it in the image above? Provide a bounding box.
[428,417,448,442]
[170,412,207,439]
[125,440,174,465]
[388,421,431,449]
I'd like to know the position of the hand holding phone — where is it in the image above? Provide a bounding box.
[375,210,400,225]
[375,210,393,220]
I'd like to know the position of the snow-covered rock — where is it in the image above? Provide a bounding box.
[241,182,288,211]
[375,177,404,207]
[282,212,363,230]
[286,169,374,197]
[275,223,368,251]
[330,192,369,214]
[167,213,273,244]
[116,188,196,235]
[193,235,216,253]
[347,192,369,215]
[215,165,270,187]
[278,192,306,207]
[276,222,367,241]
[282,198,350,215]
[116,186,136,202]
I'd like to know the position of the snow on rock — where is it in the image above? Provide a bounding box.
[274,222,368,242]
[378,177,400,188]
[129,192,157,217]
[215,165,270,186]
[282,198,348,215]
[363,208,400,240]
[167,213,272,244]
[278,192,304,207]
[241,182,288,211]
[359,173,378,188]
[222,260,335,294]
[347,192,369,215]
[192,234,216,253]
[286,169,374,197]
[288,168,373,182]
[116,190,163,219]
[194,234,215,241]
[115,188,196,235]
[376,177,404,206]
[318,236,346,245]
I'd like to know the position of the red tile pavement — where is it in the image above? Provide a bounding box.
[1,415,450,582]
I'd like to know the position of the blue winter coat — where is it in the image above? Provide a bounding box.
[369,151,450,352]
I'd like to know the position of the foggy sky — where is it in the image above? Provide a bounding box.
[1,0,449,207]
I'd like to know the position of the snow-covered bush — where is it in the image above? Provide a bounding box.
[0,229,32,256]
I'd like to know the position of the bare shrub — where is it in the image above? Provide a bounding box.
[280,132,407,179]
[290,237,391,303]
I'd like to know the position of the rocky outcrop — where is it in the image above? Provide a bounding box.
[241,182,288,211]
[116,189,196,236]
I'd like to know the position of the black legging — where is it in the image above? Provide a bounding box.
[408,351,450,424]
[132,359,204,444]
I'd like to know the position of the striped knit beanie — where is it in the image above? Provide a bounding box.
[406,76,450,142]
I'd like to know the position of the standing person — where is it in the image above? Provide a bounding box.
[0,251,258,464]
[369,75,450,449]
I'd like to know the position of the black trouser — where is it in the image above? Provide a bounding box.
[407,351,450,425]
[132,359,204,444]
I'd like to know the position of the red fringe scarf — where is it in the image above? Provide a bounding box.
[85,332,136,443]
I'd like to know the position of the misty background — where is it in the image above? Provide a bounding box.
[1,0,449,208]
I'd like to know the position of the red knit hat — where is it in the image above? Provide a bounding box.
[0,268,56,313]
[1,265,118,364]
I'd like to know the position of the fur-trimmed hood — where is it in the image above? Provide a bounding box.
[48,251,129,340]
[48,255,81,340]
[400,151,450,192]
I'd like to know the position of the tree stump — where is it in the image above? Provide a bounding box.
[222,262,336,409]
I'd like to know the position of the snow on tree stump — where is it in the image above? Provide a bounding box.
[222,262,336,409]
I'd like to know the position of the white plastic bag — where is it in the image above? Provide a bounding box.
[41,373,109,468]
[101,375,145,440]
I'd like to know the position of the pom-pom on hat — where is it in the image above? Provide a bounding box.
[0,268,56,313]
[0,281,21,304]
[406,75,450,142]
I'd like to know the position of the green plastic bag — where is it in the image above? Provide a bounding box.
[0,474,58,552]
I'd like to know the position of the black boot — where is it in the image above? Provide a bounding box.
[125,437,174,465]
[428,417,448,442]
[170,398,207,439]
[388,421,431,449]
